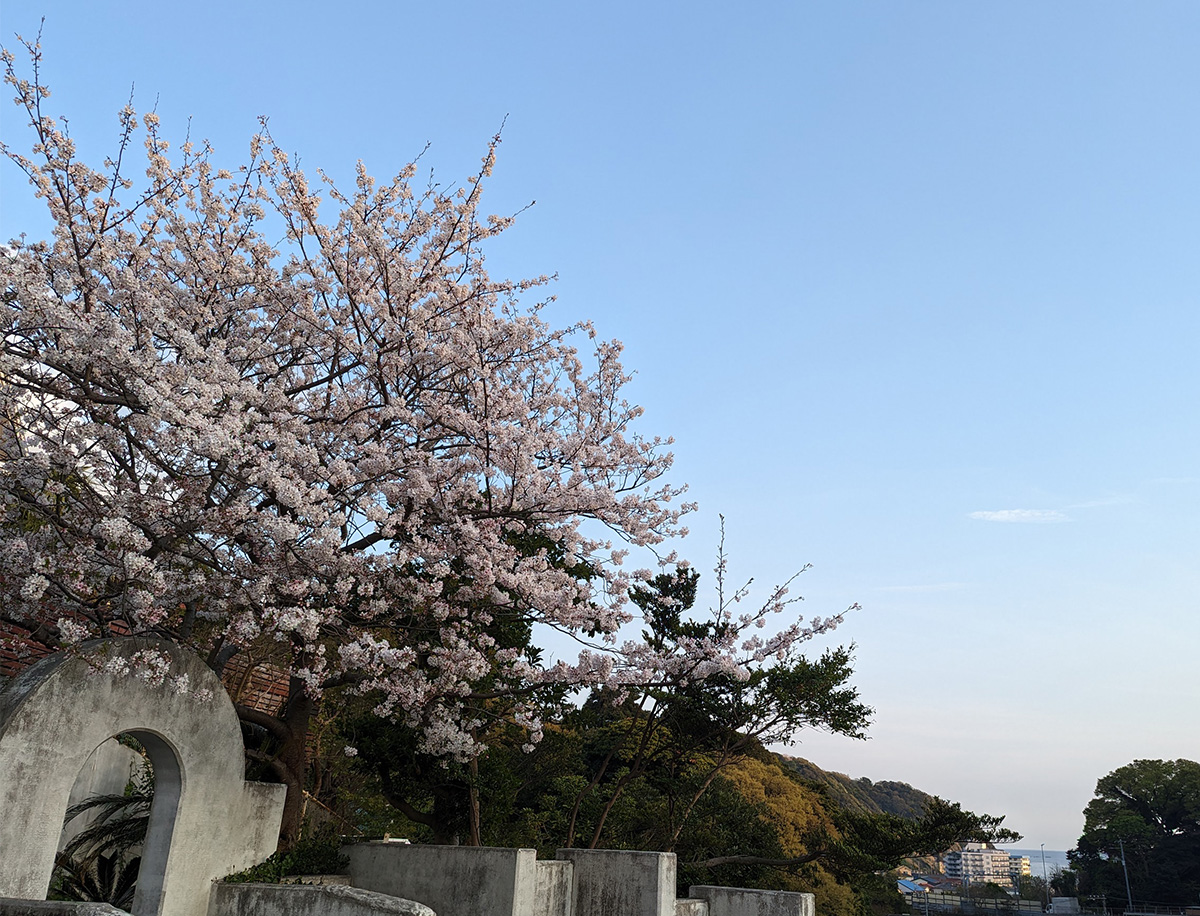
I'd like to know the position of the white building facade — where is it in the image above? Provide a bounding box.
[941,844,1028,888]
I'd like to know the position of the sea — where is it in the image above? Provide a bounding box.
[1009,849,1071,875]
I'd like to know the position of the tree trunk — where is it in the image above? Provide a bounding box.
[276,675,317,848]
[588,706,661,849]
[468,756,482,846]
[565,741,620,848]
[666,761,727,851]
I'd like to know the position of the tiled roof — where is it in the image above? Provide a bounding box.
[0,625,53,679]
[0,621,290,715]
[223,653,291,714]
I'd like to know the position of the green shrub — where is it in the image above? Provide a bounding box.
[222,828,349,883]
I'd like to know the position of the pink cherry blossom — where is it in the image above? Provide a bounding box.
[0,42,852,787]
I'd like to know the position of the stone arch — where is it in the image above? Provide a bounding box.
[0,639,286,916]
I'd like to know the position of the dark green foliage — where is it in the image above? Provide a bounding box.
[585,568,870,852]
[846,796,1019,869]
[1069,758,1200,906]
[56,793,152,869]
[849,871,906,916]
[1050,866,1077,898]
[50,853,140,910]
[345,565,872,853]
[763,759,1020,881]
[222,827,349,883]
[342,713,474,844]
[470,727,603,853]
[330,565,1016,916]
[674,778,792,894]
[750,790,1020,882]
[1014,874,1048,902]
[968,882,1013,900]
[632,568,873,751]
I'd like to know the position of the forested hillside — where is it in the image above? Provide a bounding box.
[778,756,932,819]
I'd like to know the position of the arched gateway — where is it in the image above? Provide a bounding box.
[0,639,286,916]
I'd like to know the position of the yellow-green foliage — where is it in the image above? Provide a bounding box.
[722,757,860,916]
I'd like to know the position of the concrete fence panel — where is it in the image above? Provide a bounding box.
[0,901,128,916]
[687,886,815,916]
[555,849,676,916]
[533,861,573,916]
[345,843,540,916]
[207,883,435,916]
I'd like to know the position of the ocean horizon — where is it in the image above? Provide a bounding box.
[1009,848,1070,875]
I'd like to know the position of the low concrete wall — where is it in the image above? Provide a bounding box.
[345,843,539,916]
[688,886,815,916]
[0,901,128,916]
[207,883,434,916]
[555,849,676,916]
[534,860,573,916]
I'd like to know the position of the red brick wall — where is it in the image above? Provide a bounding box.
[0,622,290,716]
[0,622,52,679]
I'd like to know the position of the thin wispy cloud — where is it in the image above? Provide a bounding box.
[968,509,1070,523]
[876,583,965,593]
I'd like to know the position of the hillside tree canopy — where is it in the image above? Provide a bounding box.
[1070,758,1200,906]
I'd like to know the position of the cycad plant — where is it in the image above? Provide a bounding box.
[50,752,153,910]
[51,852,141,912]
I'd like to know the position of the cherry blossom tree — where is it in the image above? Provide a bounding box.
[1,38,849,845]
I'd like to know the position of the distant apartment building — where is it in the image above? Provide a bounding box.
[941,843,1027,888]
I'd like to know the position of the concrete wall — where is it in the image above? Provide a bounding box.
[687,887,815,916]
[533,861,573,916]
[207,883,435,916]
[0,640,285,916]
[345,843,540,916]
[555,850,676,916]
[344,844,820,916]
[0,901,128,916]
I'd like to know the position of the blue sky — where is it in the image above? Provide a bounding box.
[4,1,1199,850]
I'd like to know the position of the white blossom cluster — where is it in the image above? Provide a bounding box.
[92,647,213,702]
